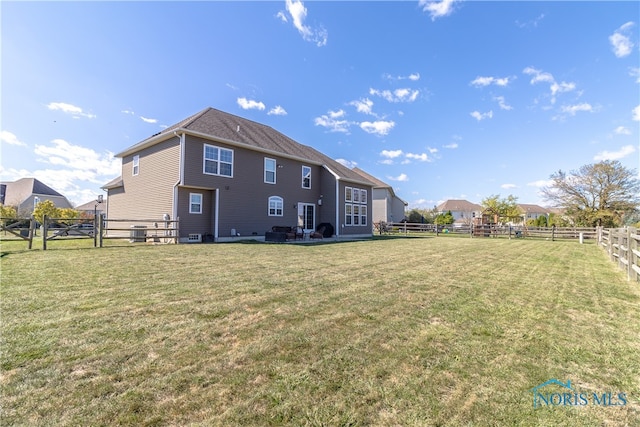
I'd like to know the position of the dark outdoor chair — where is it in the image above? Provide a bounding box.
[309,226,325,239]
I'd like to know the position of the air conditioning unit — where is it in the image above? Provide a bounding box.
[129,225,147,242]
[188,233,202,243]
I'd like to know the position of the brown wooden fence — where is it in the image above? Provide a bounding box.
[374,222,597,240]
[1,215,179,249]
[598,227,640,282]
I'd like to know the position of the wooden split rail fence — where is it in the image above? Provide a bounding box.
[1,215,180,250]
[598,227,640,282]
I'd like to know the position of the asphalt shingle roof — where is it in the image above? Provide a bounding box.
[118,107,374,186]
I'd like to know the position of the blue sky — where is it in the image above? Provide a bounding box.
[2,1,639,209]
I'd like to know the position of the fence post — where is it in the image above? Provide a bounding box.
[28,216,36,250]
[630,227,638,282]
[99,213,105,248]
[625,227,631,280]
[42,215,48,251]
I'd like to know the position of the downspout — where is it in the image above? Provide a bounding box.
[322,165,341,238]
[173,131,185,229]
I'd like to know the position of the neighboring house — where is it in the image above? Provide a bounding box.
[436,199,482,225]
[352,167,407,223]
[518,204,549,222]
[0,178,73,216]
[103,107,375,242]
[75,198,107,217]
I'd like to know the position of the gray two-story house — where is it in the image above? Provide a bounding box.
[103,107,374,242]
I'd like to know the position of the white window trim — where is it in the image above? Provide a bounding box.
[203,144,234,177]
[189,193,203,214]
[360,189,367,204]
[345,203,352,225]
[264,158,276,184]
[268,196,283,217]
[302,165,311,189]
[132,155,139,176]
[345,186,352,202]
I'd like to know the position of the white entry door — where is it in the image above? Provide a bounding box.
[297,203,315,232]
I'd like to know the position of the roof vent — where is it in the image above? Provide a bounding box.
[236,125,240,133]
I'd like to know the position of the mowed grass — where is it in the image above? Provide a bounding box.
[1,236,639,426]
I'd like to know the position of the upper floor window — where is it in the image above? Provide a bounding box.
[302,166,311,189]
[204,144,233,177]
[268,196,283,216]
[360,189,367,204]
[345,187,352,202]
[132,155,140,176]
[190,193,202,214]
[265,158,276,184]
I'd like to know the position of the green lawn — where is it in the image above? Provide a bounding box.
[1,237,639,426]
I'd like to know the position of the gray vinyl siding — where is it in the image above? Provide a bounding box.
[181,135,326,238]
[107,138,180,223]
[338,180,373,235]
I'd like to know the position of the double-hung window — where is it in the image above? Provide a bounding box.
[268,196,283,216]
[204,144,233,177]
[265,158,276,184]
[132,155,140,176]
[190,193,203,214]
[302,166,311,189]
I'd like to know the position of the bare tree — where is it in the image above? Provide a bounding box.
[542,160,640,227]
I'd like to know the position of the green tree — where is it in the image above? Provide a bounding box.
[58,208,79,224]
[32,200,60,225]
[406,208,432,223]
[435,210,454,225]
[481,194,520,224]
[541,160,640,227]
[0,204,17,220]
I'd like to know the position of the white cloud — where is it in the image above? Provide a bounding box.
[237,97,266,111]
[282,0,327,47]
[550,81,576,96]
[268,105,287,116]
[560,103,593,116]
[443,143,458,149]
[47,102,96,119]
[501,183,517,189]
[349,98,374,115]
[614,126,631,135]
[384,72,421,81]
[0,131,27,147]
[427,147,438,154]
[516,14,545,29]
[527,179,553,188]
[419,0,459,21]
[494,96,513,111]
[470,110,493,121]
[360,120,395,136]
[34,139,120,178]
[630,67,640,83]
[369,88,419,103]
[632,105,640,121]
[314,110,352,133]
[523,67,554,84]
[121,110,135,115]
[387,173,408,182]
[609,22,635,58]
[523,67,576,104]
[470,76,513,87]
[380,149,403,159]
[594,145,636,161]
[406,152,431,162]
[140,116,158,124]
[408,73,420,81]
